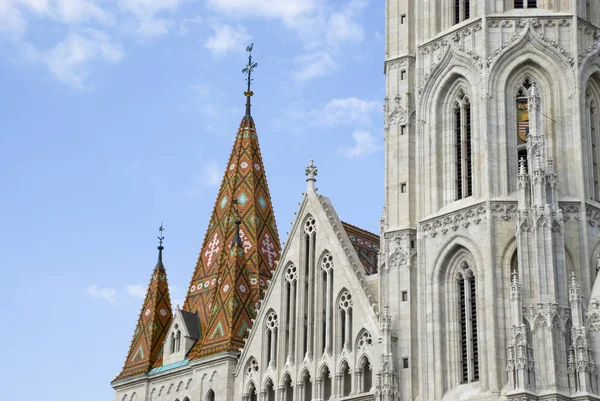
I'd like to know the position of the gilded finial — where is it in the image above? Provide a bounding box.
[242,43,258,120]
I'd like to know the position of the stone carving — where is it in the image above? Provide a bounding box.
[487,18,575,75]
[384,94,413,130]
[491,202,518,221]
[420,204,487,239]
[578,21,600,71]
[418,21,483,96]
[385,229,416,269]
[586,204,600,228]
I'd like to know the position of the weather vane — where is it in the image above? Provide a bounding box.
[242,43,258,96]
[158,223,165,246]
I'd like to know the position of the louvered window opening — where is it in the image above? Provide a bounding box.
[458,270,479,384]
[455,95,473,200]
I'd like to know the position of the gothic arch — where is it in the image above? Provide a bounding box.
[420,47,481,110]
[431,237,486,395]
[488,53,567,195]
[488,28,575,92]
[185,378,193,389]
[317,362,331,377]
[177,380,184,391]
[355,328,374,353]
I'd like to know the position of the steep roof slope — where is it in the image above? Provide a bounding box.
[113,245,173,382]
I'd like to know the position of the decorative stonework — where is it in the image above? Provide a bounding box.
[491,202,518,221]
[486,18,575,75]
[420,204,487,239]
[384,94,413,130]
[578,20,600,71]
[587,203,600,228]
[418,20,483,96]
[385,229,416,270]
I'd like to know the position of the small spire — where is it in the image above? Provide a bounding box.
[155,223,165,272]
[242,43,258,121]
[305,159,318,192]
[518,157,526,176]
[231,200,243,247]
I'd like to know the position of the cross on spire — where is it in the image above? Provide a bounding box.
[158,223,165,247]
[242,43,258,120]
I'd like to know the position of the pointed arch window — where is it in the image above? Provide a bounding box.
[340,361,352,396]
[265,311,278,368]
[586,88,600,201]
[457,262,479,383]
[283,263,297,363]
[302,216,316,358]
[338,290,353,352]
[516,78,533,171]
[454,90,473,200]
[453,0,470,24]
[320,252,334,355]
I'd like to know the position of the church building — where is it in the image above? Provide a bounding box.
[112,1,600,400]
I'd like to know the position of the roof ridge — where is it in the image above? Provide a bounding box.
[341,220,380,239]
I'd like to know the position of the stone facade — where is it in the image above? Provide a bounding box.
[113,1,600,401]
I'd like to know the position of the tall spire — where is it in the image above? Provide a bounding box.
[183,45,280,359]
[113,227,173,382]
[242,43,258,121]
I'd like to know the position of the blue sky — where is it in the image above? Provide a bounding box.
[0,1,384,399]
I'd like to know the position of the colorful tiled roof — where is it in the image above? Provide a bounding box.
[187,222,255,358]
[342,222,380,275]
[113,246,173,382]
[183,110,281,359]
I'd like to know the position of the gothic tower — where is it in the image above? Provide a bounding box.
[382,0,600,400]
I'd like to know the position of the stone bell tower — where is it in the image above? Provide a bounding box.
[382,0,600,400]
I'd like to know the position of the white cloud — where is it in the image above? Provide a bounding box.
[0,1,27,37]
[313,97,381,125]
[54,0,111,24]
[125,284,146,300]
[179,15,202,36]
[294,51,337,82]
[326,12,363,44]
[206,0,315,25]
[204,23,249,57]
[339,130,381,158]
[119,0,179,38]
[202,161,221,186]
[87,284,117,305]
[30,29,124,89]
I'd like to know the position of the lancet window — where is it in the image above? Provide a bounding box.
[586,88,600,201]
[516,78,532,171]
[454,89,473,199]
[320,252,334,356]
[283,374,293,401]
[302,216,316,359]
[170,324,181,354]
[358,356,373,392]
[453,0,470,24]
[265,311,278,368]
[340,361,352,396]
[283,263,297,363]
[457,262,479,383]
[339,290,353,352]
[321,366,332,400]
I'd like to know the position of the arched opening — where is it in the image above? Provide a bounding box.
[283,374,293,401]
[266,378,275,401]
[340,361,352,396]
[453,88,473,200]
[284,263,297,362]
[207,389,215,401]
[359,356,373,392]
[320,252,334,355]
[321,366,332,400]
[302,371,312,401]
[247,383,257,401]
[303,216,316,359]
[265,311,278,367]
[338,290,353,352]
